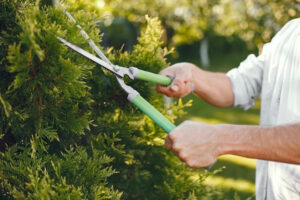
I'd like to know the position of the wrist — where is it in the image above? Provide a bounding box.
[189,63,200,84]
[216,124,242,156]
[217,124,268,157]
[190,65,208,95]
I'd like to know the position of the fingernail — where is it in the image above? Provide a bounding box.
[171,85,178,91]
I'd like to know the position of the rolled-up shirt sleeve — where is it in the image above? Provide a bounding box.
[226,43,270,110]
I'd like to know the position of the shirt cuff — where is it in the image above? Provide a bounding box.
[226,68,255,110]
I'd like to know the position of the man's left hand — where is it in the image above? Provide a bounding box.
[165,121,226,168]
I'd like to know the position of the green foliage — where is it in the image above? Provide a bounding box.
[83,0,221,46]
[0,0,120,199]
[0,133,120,200]
[76,0,300,50]
[0,0,218,199]
[213,0,300,49]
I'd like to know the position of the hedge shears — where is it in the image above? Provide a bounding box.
[56,5,176,134]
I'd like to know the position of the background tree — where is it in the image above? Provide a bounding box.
[213,0,300,50]
[77,0,300,62]
[68,0,223,67]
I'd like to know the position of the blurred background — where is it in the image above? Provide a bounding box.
[56,0,300,198]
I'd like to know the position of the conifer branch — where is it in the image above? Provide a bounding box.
[54,94,64,106]
[28,50,43,121]
[35,84,43,121]
[28,50,37,80]
[53,73,64,81]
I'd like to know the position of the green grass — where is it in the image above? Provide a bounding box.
[175,50,259,199]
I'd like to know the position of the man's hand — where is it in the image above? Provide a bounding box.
[157,62,234,107]
[166,121,300,167]
[156,62,196,98]
[165,120,224,168]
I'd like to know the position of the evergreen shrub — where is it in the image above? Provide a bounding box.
[0,1,219,199]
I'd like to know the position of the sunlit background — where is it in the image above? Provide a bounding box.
[60,0,299,198]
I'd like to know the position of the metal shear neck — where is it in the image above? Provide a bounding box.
[116,77,138,95]
[113,65,134,80]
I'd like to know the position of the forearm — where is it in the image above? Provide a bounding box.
[191,67,234,107]
[220,123,300,164]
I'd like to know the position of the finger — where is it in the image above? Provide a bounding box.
[165,134,181,156]
[178,151,188,162]
[168,129,183,141]
[169,131,185,154]
[182,145,217,168]
[172,149,180,157]
[191,157,217,169]
[186,159,200,168]
[168,75,194,98]
[158,68,176,78]
[184,152,209,168]
[171,141,182,154]
[170,74,184,90]
[165,135,173,150]
[157,66,190,97]
[156,85,178,98]
[156,78,180,97]
[178,81,195,98]
[156,84,170,94]
[159,88,182,98]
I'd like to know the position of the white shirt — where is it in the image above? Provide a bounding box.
[227,18,300,200]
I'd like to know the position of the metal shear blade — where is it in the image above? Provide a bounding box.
[56,36,134,80]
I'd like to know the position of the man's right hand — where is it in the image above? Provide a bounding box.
[157,62,234,107]
[156,62,196,98]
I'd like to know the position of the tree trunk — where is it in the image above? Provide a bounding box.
[200,36,210,68]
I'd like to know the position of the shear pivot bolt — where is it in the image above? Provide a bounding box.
[113,65,120,71]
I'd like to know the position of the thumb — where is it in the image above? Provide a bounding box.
[170,74,184,92]
[170,84,179,92]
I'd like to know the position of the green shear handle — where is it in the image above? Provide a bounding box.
[128,92,176,133]
[129,67,172,86]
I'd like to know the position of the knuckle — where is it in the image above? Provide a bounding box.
[171,93,182,98]
[172,79,184,87]
[159,67,174,76]
[166,93,174,98]
[186,160,199,168]
[158,68,168,75]
[181,120,193,127]
[156,88,162,94]
[185,120,198,126]
[186,160,195,168]
[172,143,181,152]
[169,130,182,141]
[156,85,162,91]
[165,141,172,150]
[165,135,172,143]
[179,93,188,98]
[178,152,188,161]
[165,91,176,98]
[168,132,177,141]
[156,86,168,93]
